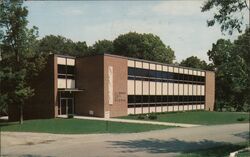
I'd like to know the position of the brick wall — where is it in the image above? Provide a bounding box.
[8,55,57,121]
[103,55,128,117]
[75,56,105,117]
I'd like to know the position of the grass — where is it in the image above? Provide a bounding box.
[0,118,172,134]
[237,151,250,157]
[177,142,249,157]
[120,111,249,125]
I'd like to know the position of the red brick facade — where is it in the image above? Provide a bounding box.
[8,54,215,121]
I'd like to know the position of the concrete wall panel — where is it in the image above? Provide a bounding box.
[205,71,215,111]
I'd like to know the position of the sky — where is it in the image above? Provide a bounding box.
[24,0,249,62]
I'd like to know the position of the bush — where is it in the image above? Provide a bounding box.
[237,117,245,121]
[148,113,157,120]
[137,114,145,120]
[67,114,74,119]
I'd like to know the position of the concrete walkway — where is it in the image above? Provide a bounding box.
[57,115,201,127]
[2,123,249,157]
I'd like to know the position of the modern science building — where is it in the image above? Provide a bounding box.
[9,54,215,121]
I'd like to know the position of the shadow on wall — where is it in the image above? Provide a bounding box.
[108,138,245,157]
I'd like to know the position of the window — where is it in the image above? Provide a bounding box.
[142,96,149,103]
[128,67,134,76]
[57,62,76,80]
[149,70,156,78]
[128,95,135,103]
[58,65,66,74]
[135,96,142,103]
[67,66,75,75]
[127,66,205,84]
[156,71,162,78]
[156,96,162,102]
[149,96,155,103]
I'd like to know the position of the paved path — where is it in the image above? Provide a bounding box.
[57,115,200,127]
[1,123,249,157]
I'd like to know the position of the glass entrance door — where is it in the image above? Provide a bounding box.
[59,98,74,115]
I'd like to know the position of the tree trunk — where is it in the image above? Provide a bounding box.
[20,104,23,124]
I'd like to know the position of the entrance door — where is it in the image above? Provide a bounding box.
[59,98,74,115]
[67,98,73,114]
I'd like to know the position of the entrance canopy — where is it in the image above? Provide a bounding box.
[58,88,84,92]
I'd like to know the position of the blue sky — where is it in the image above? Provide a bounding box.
[24,1,248,62]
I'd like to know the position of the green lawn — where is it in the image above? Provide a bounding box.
[0,118,172,134]
[120,111,249,125]
[237,151,250,157]
[177,142,249,157]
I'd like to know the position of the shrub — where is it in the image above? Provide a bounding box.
[67,114,74,119]
[137,114,145,120]
[237,117,245,121]
[148,113,157,120]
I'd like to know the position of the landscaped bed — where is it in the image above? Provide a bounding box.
[120,111,249,125]
[0,118,173,134]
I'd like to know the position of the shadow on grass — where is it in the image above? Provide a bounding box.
[18,155,55,157]
[0,121,19,127]
[233,131,250,141]
[108,138,246,157]
[2,155,55,157]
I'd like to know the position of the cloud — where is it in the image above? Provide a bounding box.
[152,1,203,16]
[65,17,219,62]
[30,0,240,63]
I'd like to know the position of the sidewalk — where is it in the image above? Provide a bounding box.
[57,115,201,128]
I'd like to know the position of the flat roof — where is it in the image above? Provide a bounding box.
[103,53,210,72]
[52,53,214,72]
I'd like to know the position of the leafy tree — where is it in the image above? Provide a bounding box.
[207,31,249,111]
[73,41,89,56]
[180,56,209,70]
[233,28,250,111]
[201,0,250,35]
[113,32,175,63]
[88,40,114,55]
[37,35,88,56]
[0,0,45,123]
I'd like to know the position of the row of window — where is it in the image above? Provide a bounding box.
[128,103,204,108]
[58,74,75,79]
[128,95,205,103]
[128,76,205,85]
[58,65,75,79]
[58,65,75,75]
[128,67,205,83]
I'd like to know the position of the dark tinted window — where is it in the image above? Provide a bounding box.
[128,67,134,75]
[128,95,135,103]
[149,70,156,78]
[156,71,162,78]
[67,66,75,75]
[136,96,142,103]
[58,65,66,74]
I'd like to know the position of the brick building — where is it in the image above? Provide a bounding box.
[8,54,215,121]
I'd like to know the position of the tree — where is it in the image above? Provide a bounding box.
[0,0,45,124]
[73,41,89,56]
[207,32,249,111]
[180,56,209,70]
[201,0,250,35]
[37,35,88,56]
[88,40,114,55]
[113,32,175,63]
[233,28,250,111]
